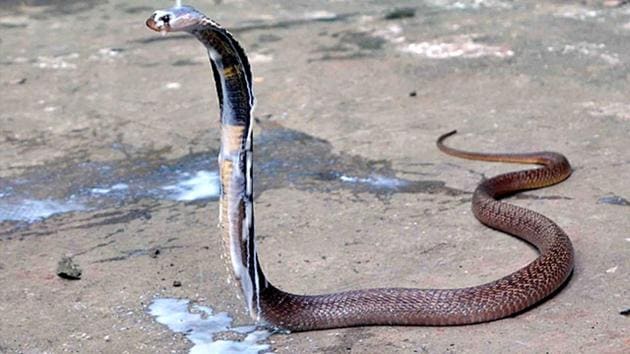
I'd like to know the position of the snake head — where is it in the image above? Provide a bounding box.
[146,5,205,34]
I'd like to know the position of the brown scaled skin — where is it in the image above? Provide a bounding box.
[147,6,575,332]
[257,131,574,331]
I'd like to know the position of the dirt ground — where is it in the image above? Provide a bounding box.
[1,0,629,353]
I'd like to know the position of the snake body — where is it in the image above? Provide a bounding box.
[147,6,574,332]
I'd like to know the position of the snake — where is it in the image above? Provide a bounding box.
[146,5,574,332]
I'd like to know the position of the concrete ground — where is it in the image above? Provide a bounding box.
[1,0,628,353]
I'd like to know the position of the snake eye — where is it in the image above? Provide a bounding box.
[159,14,171,23]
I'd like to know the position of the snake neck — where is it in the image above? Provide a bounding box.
[191,18,255,124]
[191,19,266,320]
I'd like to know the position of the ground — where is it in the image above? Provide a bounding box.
[0,0,629,353]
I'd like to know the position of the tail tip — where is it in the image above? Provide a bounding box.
[437,129,458,145]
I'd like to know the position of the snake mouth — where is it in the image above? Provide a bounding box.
[146,13,172,34]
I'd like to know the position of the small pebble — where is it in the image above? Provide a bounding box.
[384,8,416,20]
[149,248,160,258]
[56,256,82,280]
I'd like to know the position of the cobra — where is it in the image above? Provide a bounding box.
[146,5,574,331]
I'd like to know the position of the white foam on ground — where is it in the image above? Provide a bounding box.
[0,199,85,222]
[148,298,271,354]
[90,183,129,195]
[373,24,406,44]
[370,22,513,60]
[35,53,79,69]
[402,36,514,59]
[340,174,407,189]
[248,53,273,64]
[548,42,621,66]
[162,170,220,201]
[165,82,182,90]
[303,11,337,20]
[89,48,124,62]
[0,15,28,27]
[554,6,600,20]
[427,0,512,10]
[0,168,219,222]
[582,102,630,121]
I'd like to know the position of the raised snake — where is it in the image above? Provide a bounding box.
[146,5,574,331]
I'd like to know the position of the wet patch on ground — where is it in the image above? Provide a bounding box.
[0,148,220,223]
[313,30,388,61]
[254,120,467,199]
[148,298,271,354]
[0,121,465,226]
[597,194,630,206]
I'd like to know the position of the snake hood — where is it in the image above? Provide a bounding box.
[146,6,208,33]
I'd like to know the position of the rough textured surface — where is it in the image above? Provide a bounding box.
[0,0,628,353]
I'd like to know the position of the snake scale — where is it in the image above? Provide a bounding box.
[146,5,574,331]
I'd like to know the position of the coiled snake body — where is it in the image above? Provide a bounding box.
[147,6,574,331]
